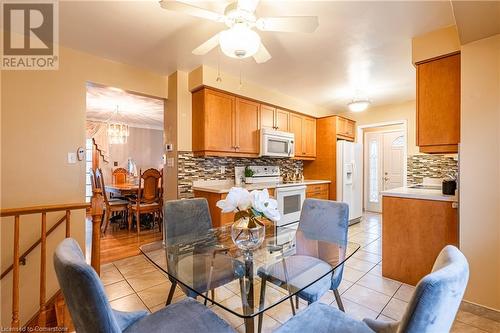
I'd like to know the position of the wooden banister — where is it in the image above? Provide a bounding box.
[0,191,104,329]
[0,214,67,279]
[0,203,90,217]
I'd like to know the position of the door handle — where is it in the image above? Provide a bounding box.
[383,177,389,181]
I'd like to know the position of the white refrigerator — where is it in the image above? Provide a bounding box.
[336,140,363,224]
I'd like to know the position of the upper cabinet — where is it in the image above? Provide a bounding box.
[416,53,460,153]
[192,87,316,159]
[235,98,260,155]
[290,113,316,159]
[260,105,289,131]
[335,116,355,141]
[192,88,260,157]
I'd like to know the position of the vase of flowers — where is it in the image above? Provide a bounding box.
[217,187,280,251]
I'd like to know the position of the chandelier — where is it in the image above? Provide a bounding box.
[107,106,129,144]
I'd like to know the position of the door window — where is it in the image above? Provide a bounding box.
[368,139,379,203]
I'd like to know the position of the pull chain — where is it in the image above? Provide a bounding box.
[216,49,222,83]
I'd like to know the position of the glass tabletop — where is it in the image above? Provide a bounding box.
[140,221,360,321]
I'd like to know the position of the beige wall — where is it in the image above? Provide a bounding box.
[1,46,168,325]
[338,100,418,155]
[459,34,500,310]
[412,25,461,64]
[189,65,332,118]
[103,127,164,181]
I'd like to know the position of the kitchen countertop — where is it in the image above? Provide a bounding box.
[192,179,331,194]
[381,186,458,202]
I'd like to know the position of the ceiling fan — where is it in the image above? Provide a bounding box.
[159,0,319,63]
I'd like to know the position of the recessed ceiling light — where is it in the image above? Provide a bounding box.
[348,99,371,112]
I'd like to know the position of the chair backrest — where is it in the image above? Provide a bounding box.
[112,167,127,184]
[138,168,162,203]
[397,245,469,333]
[297,199,349,290]
[163,198,212,245]
[95,168,110,205]
[298,198,349,245]
[53,238,121,333]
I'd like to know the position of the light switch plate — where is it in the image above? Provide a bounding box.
[165,143,174,152]
[67,152,77,164]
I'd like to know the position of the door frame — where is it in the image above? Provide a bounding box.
[357,120,408,212]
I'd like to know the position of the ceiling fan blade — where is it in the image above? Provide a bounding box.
[256,16,319,33]
[192,33,220,55]
[159,0,224,22]
[253,42,271,64]
[237,0,260,13]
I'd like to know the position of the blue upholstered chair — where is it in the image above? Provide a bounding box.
[163,198,244,305]
[54,238,235,333]
[258,199,350,331]
[274,245,469,333]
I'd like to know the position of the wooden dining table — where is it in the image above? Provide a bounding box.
[105,183,140,197]
[105,183,162,198]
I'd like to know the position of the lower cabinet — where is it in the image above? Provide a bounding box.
[194,188,276,228]
[305,183,329,200]
[382,196,458,285]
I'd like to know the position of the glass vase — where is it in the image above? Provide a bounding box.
[231,217,265,251]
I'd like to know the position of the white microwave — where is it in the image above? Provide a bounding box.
[260,128,295,158]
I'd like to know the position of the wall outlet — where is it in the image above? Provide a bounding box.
[220,166,226,174]
[167,157,174,168]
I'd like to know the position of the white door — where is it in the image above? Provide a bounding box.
[364,131,405,212]
[383,131,405,190]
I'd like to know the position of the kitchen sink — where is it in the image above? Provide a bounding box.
[409,184,442,190]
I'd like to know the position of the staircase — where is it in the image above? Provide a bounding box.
[0,188,105,330]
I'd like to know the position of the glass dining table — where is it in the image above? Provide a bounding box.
[140,222,360,333]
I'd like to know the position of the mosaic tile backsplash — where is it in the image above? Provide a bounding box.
[177,152,303,198]
[407,154,458,184]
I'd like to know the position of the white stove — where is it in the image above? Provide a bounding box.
[247,165,280,183]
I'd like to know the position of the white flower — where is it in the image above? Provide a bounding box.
[216,187,252,213]
[250,189,281,222]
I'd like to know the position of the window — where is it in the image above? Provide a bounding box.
[392,135,404,147]
[85,138,94,202]
[369,139,379,203]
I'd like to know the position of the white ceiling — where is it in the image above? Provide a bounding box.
[86,84,164,129]
[62,1,455,112]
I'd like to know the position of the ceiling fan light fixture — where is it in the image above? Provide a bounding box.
[219,24,261,59]
[348,99,371,112]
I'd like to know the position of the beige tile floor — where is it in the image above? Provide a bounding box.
[101,212,499,333]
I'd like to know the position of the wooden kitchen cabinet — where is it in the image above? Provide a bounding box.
[416,53,460,153]
[305,183,329,199]
[260,104,289,131]
[336,116,355,141]
[192,88,260,157]
[290,113,316,159]
[382,196,458,285]
[276,109,290,131]
[235,98,260,154]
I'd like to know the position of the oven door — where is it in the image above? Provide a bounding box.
[276,186,306,226]
[261,135,294,157]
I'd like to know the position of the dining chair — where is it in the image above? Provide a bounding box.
[112,167,128,184]
[163,198,244,306]
[274,245,469,333]
[95,168,129,234]
[53,238,236,333]
[129,168,163,234]
[257,199,349,332]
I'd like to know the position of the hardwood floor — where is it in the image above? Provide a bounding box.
[86,216,163,264]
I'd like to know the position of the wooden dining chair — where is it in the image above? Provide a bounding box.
[96,168,129,234]
[112,167,128,184]
[128,168,163,235]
